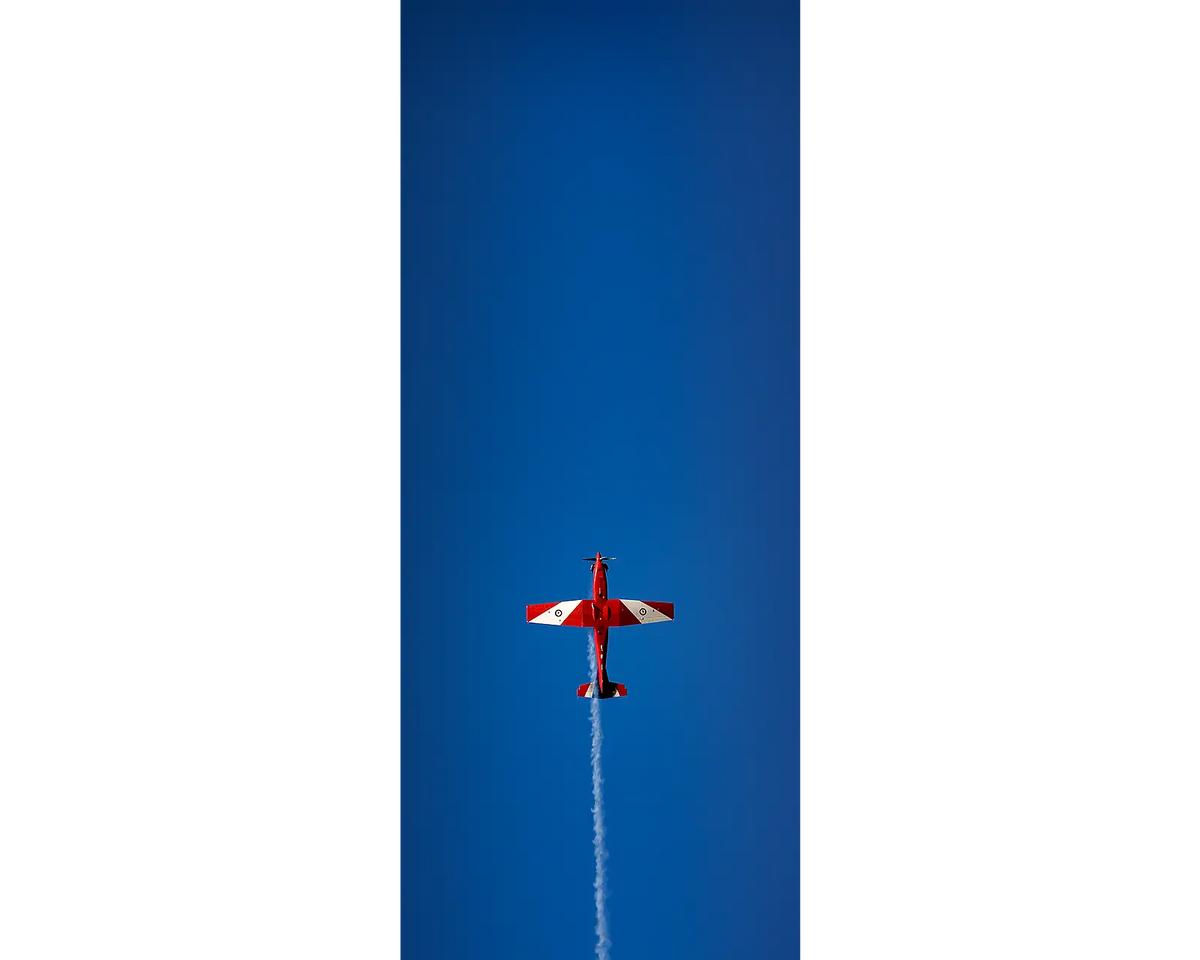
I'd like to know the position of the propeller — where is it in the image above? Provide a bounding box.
[581,557,616,562]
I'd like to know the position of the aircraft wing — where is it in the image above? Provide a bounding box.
[526,600,589,626]
[611,599,674,626]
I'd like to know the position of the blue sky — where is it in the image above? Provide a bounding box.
[402,3,798,957]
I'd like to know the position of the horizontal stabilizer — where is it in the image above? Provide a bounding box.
[577,681,627,699]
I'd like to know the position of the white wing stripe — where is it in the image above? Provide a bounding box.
[620,599,671,624]
[530,599,584,625]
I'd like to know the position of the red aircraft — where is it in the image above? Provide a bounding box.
[526,553,674,698]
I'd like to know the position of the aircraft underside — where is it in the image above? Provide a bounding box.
[526,554,674,699]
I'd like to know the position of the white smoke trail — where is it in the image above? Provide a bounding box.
[587,631,611,959]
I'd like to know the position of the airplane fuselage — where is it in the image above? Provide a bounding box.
[589,552,611,694]
[525,554,674,698]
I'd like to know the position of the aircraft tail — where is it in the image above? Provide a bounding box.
[577,681,627,699]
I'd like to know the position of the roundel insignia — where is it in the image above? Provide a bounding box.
[639,607,647,616]
[554,609,562,617]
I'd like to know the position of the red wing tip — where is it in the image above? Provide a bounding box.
[525,602,554,621]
